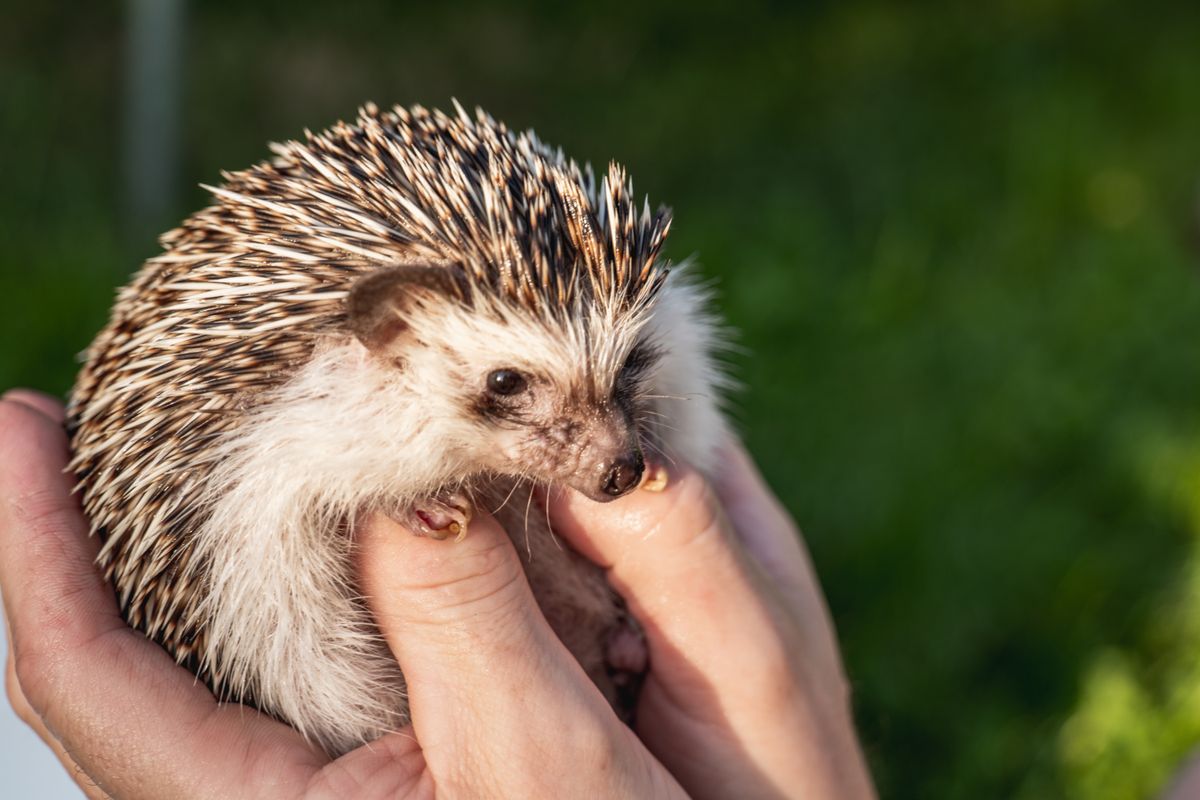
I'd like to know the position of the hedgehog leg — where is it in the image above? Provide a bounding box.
[405,492,474,542]
[605,615,648,724]
[606,619,648,673]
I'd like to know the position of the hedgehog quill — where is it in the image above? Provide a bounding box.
[68,102,729,756]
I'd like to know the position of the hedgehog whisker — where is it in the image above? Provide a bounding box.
[491,475,525,517]
[636,412,682,437]
[643,421,682,437]
[542,477,564,553]
[542,478,554,544]
[641,437,679,468]
[636,411,681,432]
[522,477,537,558]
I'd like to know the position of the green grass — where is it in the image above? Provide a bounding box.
[4,2,1200,796]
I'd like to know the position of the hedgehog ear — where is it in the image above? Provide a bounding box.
[347,265,465,351]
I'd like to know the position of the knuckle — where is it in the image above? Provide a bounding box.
[11,643,54,714]
[554,722,631,787]
[4,653,34,723]
[406,530,521,598]
[7,620,101,717]
[580,728,621,774]
[13,482,77,543]
[420,539,527,618]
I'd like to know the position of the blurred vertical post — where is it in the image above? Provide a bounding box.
[123,0,184,247]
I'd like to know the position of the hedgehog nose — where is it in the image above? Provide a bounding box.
[602,451,645,498]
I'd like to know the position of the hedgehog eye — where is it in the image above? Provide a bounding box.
[487,369,528,396]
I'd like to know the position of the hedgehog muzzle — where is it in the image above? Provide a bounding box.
[600,450,645,499]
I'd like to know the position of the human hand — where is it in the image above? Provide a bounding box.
[541,442,876,799]
[1,389,874,798]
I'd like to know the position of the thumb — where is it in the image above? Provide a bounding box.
[545,465,799,704]
[545,465,751,625]
[354,509,618,775]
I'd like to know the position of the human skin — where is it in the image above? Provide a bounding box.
[1165,751,1200,799]
[0,389,876,799]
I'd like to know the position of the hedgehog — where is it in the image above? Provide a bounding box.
[66,101,729,756]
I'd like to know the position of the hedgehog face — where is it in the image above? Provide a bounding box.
[459,350,651,503]
[348,266,657,501]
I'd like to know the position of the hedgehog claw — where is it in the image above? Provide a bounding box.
[409,493,473,541]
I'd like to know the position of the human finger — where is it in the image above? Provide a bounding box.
[355,510,680,798]
[1,389,65,424]
[708,439,848,682]
[546,463,788,672]
[710,438,819,601]
[5,644,112,799]
[547,463,873,800]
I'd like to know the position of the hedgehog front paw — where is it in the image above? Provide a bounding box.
[407,493,474,542]
[606,619,648,674]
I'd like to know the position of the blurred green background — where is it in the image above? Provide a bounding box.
[5,1,1200,797]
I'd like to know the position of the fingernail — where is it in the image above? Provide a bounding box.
[641,461,669,493]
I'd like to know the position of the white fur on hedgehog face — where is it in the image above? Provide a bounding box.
[364,300,658,501]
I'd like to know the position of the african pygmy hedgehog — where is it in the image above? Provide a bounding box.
[67,102,729,755]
